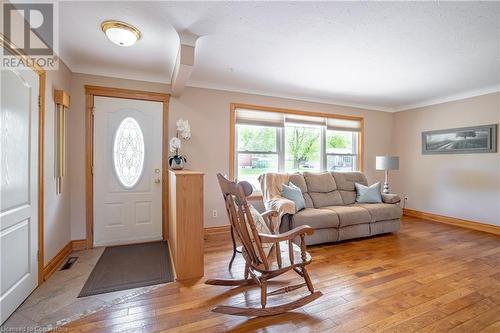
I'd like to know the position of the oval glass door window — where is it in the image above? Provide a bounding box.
[113,117,145,188]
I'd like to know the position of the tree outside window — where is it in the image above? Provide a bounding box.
[285,126,320,172]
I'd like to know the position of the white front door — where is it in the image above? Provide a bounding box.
[0,69,40,324]
[93,97,163,247]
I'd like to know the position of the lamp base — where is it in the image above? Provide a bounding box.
[383,169,390,194]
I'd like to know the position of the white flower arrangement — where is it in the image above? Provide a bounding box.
[176,119,191,140]
[169,119,191,169]
[169,137,181,153]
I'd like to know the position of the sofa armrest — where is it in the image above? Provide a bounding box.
[262,196,296,233]
[382,193,401,204]
[261,210,278,220]
[266,196,296,215]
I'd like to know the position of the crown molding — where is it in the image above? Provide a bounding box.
[70,64,499,114]
[186,81,395,112]
[395,85,500,112]
[71,68,170,86]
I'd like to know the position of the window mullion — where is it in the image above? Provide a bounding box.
[235,126,238,180]
[321,126,326,171]
[278,127,285,172]
[353,132,357,155]
[354,132,359,170]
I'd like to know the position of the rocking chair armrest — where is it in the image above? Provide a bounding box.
[258,225,314,243]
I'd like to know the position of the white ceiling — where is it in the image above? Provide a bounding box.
[59,1,500,111]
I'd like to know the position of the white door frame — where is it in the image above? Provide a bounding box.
[85,86,170,249]
[0,34,46,286]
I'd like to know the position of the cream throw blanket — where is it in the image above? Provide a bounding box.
[258,172,295,231]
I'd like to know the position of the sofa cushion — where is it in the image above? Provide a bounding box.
[292,208,340,229]
[332,172,368,205]
[339,190,357,205]
[338,223,370,241]
[323,205,372,226]
[303,193,314,208]
[309,191,344,208]
[355,203,402,222]
[303,228,339,245]
[303,172,337,192]
[370,219,400,235]
[289,173,314,208]
[289,173,308,193]
[332,172,368,191]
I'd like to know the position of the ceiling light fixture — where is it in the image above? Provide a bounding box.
[101,20,141,47]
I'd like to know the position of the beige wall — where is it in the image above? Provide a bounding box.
[61,72,500,242]
[43,61,73,262]
[391,92,500,226]
[171,87,394,228]
[68,73,393,239]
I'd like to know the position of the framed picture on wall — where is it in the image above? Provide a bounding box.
[422,124,498,154]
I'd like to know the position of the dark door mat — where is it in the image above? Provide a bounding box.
[79,241,173,297]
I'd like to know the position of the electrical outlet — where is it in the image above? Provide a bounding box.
[212,210,218,218]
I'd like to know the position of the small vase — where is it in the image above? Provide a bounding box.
[169,155,186,170]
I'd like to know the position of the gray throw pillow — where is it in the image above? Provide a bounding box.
[282,182,306,212]
[355,182,382,203]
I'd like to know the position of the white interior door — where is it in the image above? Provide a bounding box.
[0,69,40,324]
[93,96,163,247]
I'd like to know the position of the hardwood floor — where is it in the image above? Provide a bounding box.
[64,217,500,332]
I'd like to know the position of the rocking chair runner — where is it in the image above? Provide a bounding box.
[205,174,322,317]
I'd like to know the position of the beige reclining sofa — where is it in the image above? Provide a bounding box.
[259,172,402,245]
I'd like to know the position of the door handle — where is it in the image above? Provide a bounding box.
[154,168,161,184]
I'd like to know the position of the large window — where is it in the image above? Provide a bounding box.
[233,105,363,190]
[236,125,279,188]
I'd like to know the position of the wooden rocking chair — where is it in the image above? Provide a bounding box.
[205,174,322,317]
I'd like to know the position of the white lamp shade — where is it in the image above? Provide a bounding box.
[376,156,399,170]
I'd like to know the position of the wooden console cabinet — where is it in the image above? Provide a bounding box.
[168,170,204,280]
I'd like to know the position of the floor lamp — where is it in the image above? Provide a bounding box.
[376,156,399,194]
